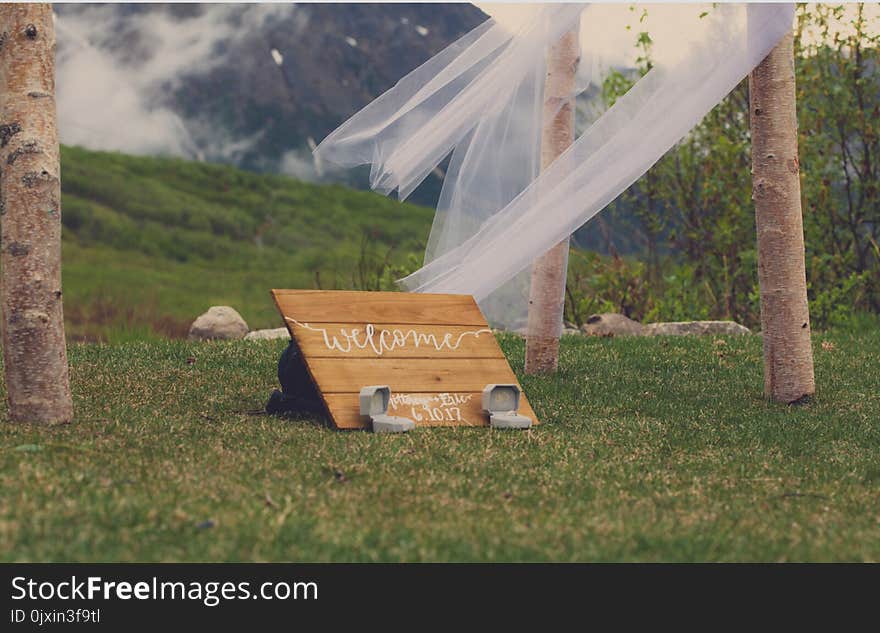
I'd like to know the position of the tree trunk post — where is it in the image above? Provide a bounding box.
[0,4,73,423]
[524,28,579,374]
[749,23,816,403]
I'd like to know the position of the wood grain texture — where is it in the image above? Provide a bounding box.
[271,289,539,429]
[272,289,487,326]
[307,358,520,393]
[324,391,538,430]
[284,321,503,359]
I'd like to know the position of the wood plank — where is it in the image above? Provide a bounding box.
[271,289,540,429]
[272,289,487,326]
[285,321,504,359]
[324,391,539,430]
[307,357,521,393]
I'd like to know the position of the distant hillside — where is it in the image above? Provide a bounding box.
[59,145,435,341]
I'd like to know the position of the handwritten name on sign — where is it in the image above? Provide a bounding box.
[271,289,537,429]
[389,392,473,424]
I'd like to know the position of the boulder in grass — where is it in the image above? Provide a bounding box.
[188,306,249,341]
[580,313,646,337]
[244,327,290,341]
[645,320,751,337]
[562,320,582,336]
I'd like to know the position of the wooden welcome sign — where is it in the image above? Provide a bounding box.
[271,290,538,430]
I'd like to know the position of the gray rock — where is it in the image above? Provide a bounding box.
[188,306,249,341]
[580,313,646,337]
[244,327,290,341]
[645,320,751,337]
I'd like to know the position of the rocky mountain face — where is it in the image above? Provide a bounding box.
[54,3,487,197]
[51,4,658,251]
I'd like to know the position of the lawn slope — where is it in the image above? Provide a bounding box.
[1,331,878,562]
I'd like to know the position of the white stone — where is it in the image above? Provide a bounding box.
[188,306,249,341]
[645,321,751,336]
[490,413,532,430]
[371,415,416,434]
[580,313,646,337]
[244,327,290,341]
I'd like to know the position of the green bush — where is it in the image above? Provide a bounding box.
[580,4,880,331]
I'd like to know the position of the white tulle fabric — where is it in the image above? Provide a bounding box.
[315,3,796,331]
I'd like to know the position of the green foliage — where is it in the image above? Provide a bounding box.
[349,234,422,292]
[796,4,880,314]
[565,251,653,323]
[582,4,880,330]
[807,260,871,329]
[565,253,723,327]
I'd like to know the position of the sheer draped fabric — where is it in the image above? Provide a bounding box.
[315,3,796,330]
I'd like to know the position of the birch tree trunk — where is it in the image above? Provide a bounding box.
[749,27,816,403]
[524,29,578,374]
[0,4,73,423]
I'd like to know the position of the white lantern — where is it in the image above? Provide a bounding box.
[481,384,532,430]
[359,386,415,433]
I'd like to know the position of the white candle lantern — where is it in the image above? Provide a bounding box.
[481,384,532,430]
[359,385,416,433]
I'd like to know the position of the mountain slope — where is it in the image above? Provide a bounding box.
[59,145,435,341]
[55,3,487,193]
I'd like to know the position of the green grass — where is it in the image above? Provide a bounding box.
[1,330,878,562]
[58,145,434,341]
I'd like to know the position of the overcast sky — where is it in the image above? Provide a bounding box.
[478,3,721,65]
[478,3,880,66]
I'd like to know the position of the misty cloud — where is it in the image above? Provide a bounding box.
[55,4,295,163]
[279,149,321,181]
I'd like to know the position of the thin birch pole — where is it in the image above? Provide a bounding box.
[0,4,73,423]
[524,28,578,375]
[749,21,815,403]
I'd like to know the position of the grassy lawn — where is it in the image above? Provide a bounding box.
[1,330,878,562]
[61,241,320,341]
